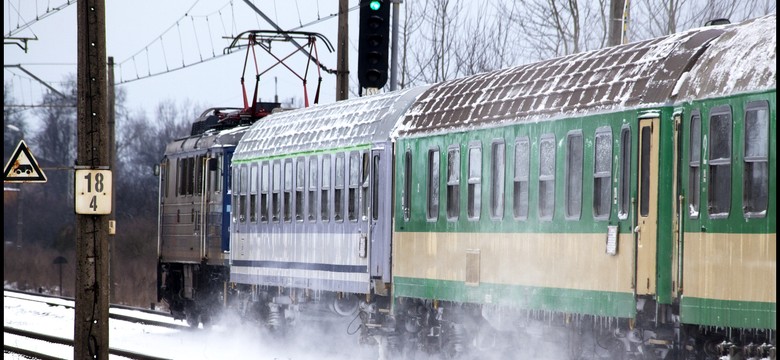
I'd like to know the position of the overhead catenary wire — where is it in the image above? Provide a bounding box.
[4,0,72,37]
[113,0,351,85]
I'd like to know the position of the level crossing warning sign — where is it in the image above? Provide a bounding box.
[3,140,47,183]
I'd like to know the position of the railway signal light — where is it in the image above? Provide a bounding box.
[358,0,390,89]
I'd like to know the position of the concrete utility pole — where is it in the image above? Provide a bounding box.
[75,0,110,358]
[608,0,628,46]
[107,56,117,303]
[389,0,401,91]
[336,0,349,100]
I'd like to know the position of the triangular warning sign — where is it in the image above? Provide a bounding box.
[3,140,47,183]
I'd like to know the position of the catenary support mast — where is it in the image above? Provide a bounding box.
[75,0,110,358]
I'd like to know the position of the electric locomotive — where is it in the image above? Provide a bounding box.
[156,103,278,327]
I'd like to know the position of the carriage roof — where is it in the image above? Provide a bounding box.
[164,124,250,157]
[233,85,429,161]
[397,17,763,136]
[674,14,776,101]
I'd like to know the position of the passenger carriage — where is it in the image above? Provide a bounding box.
[229,86,429,328]
[389,14,775,358]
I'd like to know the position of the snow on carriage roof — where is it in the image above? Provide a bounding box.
[233,85,429,161]
[399,19,736,137]
[164,122,251,156]
[674,14,776,101]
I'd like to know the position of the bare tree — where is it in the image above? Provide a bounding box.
[454,3,519,76]
[115,99,193,216]
[631,0,775,40]
[402,0,464,85]
[3,82,27,163]
[507,0,608,61]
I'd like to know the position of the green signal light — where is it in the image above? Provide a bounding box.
[369,0,381,10]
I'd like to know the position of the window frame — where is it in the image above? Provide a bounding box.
[707,105,732,219]
[446,144,460,221]
[260,162,269,223]
[618,126,631,220]
[467,141,482,221]
[427,146,441,221]
[564,130,583,220]
[334,153,345,223]
[403,149,412,222]
[295,157,305,222]
[687,111,702,219]
[490,139,506,221]
[742,100,769,218]
[308,157,318,222]
[271,160,281,223]
[249,164,258,223]
[538,133,556,221]
[321,155,331,223]
[593,127,612,220]
[513,136,530,221]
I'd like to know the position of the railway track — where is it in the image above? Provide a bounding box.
[3,288,189,330]
[3,289,192,359]
[5,325,172,360]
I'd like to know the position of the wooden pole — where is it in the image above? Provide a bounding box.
[336,0,349,100]
[75,0,109,358]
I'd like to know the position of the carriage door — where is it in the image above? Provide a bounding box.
[636,117,660,295]
[368,146,391,284]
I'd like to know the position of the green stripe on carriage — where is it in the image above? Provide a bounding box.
[681,297,776,330]
[394,277,636,318]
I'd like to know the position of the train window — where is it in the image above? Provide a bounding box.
[640,126,651,217]
[194,156,203,195]
[321,155,331,222]
[688,112,702,218]
[231,165,239,222]
[618,126,631,219]
[427,147,440,221]
[708,105,732,218]
[361,152,370,221]
[296,158,305,222]
[250,164,258,223]
[167,159,174,197]
[335,154,345,222]
[308,157,317,222]
[284,160,293,222]
[490,140,506,220]
[565,131,583,220]
[239,165,248,223]
[513,137,530,220]
[215,154,223,194]
[162,159,169,199]
[176,158,181,196]
[178,158,185,196]
[207,158,216,194]
[372,154,380,221]
[403,149,412,221]
[261,162,269,223]
[272,161,281,222]
[349,152,360,222]
[593,128,612,220]
[187,157,195,195]
[538,134,556,220]
[446,145,460,221]
[467,142,482,221]
[743,101,769,217]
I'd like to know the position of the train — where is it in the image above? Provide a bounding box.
[156,14,776,359]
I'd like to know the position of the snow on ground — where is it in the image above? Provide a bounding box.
[4,290,379,360]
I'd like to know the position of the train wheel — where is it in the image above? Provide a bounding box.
[186,314,199,328]
[200,313,212,329]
